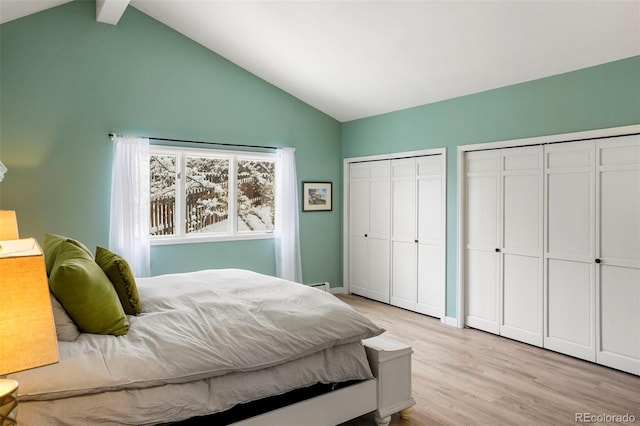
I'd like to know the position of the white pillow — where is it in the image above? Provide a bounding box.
[50,293,81,342]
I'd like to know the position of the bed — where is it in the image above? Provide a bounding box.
[9,267,405,425]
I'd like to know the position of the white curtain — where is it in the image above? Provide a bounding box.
[109,135,151,277]
[275,147,303,283]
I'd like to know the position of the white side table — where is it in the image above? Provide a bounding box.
[362,335,416,426]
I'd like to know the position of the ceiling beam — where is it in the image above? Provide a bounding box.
[96,0,130,25]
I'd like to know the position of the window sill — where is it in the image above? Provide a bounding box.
[151,232,275,246]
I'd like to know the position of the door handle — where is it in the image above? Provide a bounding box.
[495,248,501,253]
[595,258,601,264]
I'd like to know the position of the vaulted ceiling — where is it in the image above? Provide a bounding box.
[2,1,639,122]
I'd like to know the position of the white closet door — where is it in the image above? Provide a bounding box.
[544,141,596,361]
[349,152,445,313]
[349,161,391,303]
[391,158,417,310]
[465,150,501,334]
[500,146,543,346]
[367,162,391,303]
[416,156,445,318]
[348,163,371,297]
[367,161,391,303]
[596,135,640,375]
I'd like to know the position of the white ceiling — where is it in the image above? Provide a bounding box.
[2,1,639,122]
[0,0,71,24]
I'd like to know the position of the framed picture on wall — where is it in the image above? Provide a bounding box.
[302,182,332,212]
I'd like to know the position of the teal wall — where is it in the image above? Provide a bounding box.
[0,1,343,285]
[342,55,640,317]
[2,1,638,317]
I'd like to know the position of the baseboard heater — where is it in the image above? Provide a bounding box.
[307,282,329,292]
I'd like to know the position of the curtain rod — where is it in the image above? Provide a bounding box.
[108,133,281,151]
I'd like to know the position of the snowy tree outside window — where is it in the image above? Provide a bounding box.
[149,146,276,243]
[150,154,177,236]
[237,160,275,232]
[185,156,229,234]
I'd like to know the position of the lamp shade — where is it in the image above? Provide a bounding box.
[0,238,58,375]
[0,211,19,240]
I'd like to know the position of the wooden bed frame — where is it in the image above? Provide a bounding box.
[235,335,416,426]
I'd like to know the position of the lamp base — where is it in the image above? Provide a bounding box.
[0,379,18,426]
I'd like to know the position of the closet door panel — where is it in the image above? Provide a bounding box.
[465,150,500,333]
[547,173,593,257]
[348,161,390,302]
[369,237,391,302]
[391,177,416,241]
[466,175,500,249]
[391,241,417,309]
[369,162,391,302]
[416,160,445,317]
[547,259,593,349]
[349,179,369,238]
[416,177,443,240]
[502,254,542,344]
[417,244,443,317]
[349,237,369,295]
[368,171,390,303]
[417,167,444,243]
[369,177,391,239]
[599,169,640,264]
[544,141,595,361]
[503,173,541,253]
[500,147,543,346]
[466,250,499,333]
[598,266,640,374]
[390,158,417,309]
[596,136,640,375]
[348,170,370,295]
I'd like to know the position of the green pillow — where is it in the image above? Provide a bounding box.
[49,241,129,336]
[95,246,141,315]
[43,233,93,276]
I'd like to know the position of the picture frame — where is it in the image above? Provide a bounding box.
[302,182,332,212]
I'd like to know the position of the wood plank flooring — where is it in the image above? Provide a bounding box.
[337,294,640,426]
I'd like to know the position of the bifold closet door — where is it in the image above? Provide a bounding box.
[349,163,371,299]
[416,156,445,318]
[464,134,638,374]
[390,158,417,311]
[596,135,640,375]
[465,146,543,344]
[499,147,543,346]
[465,150,501,334]
[390,155,445,318]
[544,141,596,361]
[348,161,391,303]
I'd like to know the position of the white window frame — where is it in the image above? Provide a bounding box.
[150,145,276,245]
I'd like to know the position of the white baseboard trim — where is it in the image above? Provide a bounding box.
[442,316,458,327]
[329,286,347,294]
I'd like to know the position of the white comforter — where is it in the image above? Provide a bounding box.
[13,269,384,401]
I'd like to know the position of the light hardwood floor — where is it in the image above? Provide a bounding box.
[337,294,640,426]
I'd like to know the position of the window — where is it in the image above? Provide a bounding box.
[150,146,275,243]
